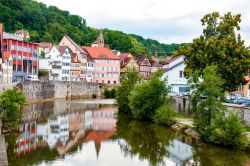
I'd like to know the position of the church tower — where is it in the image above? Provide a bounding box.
[91,30,104,48]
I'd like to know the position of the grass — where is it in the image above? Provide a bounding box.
[173,112,190,118]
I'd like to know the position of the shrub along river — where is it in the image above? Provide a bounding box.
[4,99,250,166]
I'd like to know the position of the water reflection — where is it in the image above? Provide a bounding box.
[5,100,250,166]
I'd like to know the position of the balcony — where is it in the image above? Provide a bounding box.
[51,69,60,75]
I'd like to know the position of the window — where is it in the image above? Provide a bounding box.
[114,81,116,84]
[62,70,69,74]
[102,80,104,83]
[248,73,250,78]
[108,81,110,84]
[96,80,98,83]
[179,87,190,93]
[17,65,22,71]
[102,74,104,77]
[179,71,183,78]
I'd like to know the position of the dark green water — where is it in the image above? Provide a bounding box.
[5,100,250,166]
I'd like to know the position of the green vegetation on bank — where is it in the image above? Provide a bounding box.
[116,69,176,126]
[190,65,248,150]
[0,0,188,56]
[0,88,26,130]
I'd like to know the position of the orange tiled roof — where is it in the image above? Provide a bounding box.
[82,46,120,60]
[36,42,52,49]
[55,45,68,55]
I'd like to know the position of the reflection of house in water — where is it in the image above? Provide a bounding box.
[167,139,193,165]
[83,106,117,158]
[37,115,69,148]
[16,122,37,155]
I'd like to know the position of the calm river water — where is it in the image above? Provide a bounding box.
[5,99,250,166]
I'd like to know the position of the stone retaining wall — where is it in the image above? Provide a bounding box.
[16,81,101,103]
[171,96,250,127]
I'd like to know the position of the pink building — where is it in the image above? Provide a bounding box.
[81,31,120,85]
[82,46,120,84]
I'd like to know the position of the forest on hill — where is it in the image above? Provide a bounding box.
[0,0,188,56]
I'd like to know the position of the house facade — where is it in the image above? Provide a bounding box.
[161,55,189,94]
[2,31,38,82]
[82,46,120,84]
[136,55,152,80]
[59,35,87,81]
[119,53,139,73]
[70,53,81,81]
[1,51,13,83]
[150,56,162,73]
[86,54,94,82]
[39,45,71,81]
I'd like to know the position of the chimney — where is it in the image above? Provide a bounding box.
[0,23,4,58]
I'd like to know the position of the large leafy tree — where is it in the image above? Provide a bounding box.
[178,12,250,92]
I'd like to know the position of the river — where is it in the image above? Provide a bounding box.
[5,99,250,166]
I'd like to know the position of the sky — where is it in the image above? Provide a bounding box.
[37,0,250,45]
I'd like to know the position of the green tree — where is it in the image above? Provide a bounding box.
[0,88,26,130]
[116,68,140,114]
[128,71,167,120]
[191,65,225,139]
[177,12,250,92]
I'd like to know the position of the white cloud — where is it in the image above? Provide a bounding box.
[36,0,250,45]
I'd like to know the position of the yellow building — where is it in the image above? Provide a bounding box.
[2,51,13,83]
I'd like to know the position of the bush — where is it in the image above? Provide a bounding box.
[0,88,26,130]
[129,72,167,120]
[209,111,249,150]
[153,105,176,126]
[104,88,116,98]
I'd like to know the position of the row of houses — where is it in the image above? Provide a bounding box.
[0,23,197,94]
[38,31,162,84]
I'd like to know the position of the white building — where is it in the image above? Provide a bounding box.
[161,55,189,94]
[39,45,71,81]
[86,55,94,82]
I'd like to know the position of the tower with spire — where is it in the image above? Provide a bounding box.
[91,29,104,48]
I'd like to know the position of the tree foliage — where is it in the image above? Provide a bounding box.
[128,71,167,120]
[0,0,186,56]
[0,88,26,130]
[191,65,248,149]
[153,105,176,126]
[116,68,141,114]
[177,12,250,92]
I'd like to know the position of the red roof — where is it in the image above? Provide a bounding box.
[83,130,115,143]
[55,45,68,55]
[81,46,120,60]
[71,53,80,63]
[36,42,52,49]
[119,53,132,68]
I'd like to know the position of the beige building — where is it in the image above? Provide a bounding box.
[1,51,13,83]
[36,42,52,57]
[119,53,139,73]
[59,35,88,81]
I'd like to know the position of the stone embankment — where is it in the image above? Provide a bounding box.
[15,81,101,103]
